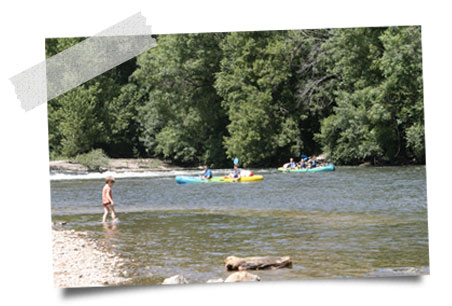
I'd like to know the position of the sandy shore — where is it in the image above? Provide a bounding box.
[50,158,201,173]
[52,229,130,288]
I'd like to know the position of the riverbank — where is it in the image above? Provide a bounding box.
[50,158,201,173]
[50,156,424,173]
[52,229,130,288]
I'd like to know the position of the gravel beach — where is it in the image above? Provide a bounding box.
[52,229,130,288]
[49,158,200,173]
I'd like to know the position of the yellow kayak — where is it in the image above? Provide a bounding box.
[176,175,263,184]
[221,175,263,183]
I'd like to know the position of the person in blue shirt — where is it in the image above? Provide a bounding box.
[200,165,213,180]
[283,158,297,169]
[307,156,318,168]
[298,158,307,168]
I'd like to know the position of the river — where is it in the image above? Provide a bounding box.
[50,166,429,285]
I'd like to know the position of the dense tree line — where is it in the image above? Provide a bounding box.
[47,26,424,167]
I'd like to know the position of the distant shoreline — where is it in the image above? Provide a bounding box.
[49,158,202,173]
[49,158,425,174]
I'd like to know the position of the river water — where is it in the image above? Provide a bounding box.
[50,166,429,285]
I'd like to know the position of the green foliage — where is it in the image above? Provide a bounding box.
[57,85,109,157]
[46,27,425,167]
[45,37,86,59]
[317,26,424,165]
[136,33,229,166]
[215,31,304,166]
[73,149,110,171]
[405,122,425,162]
[317,88,385,164]
[107,81,146,157]
[46,36,137,158]
[378,26,424,163]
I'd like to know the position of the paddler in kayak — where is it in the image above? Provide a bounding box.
[227,164,242,181]
[200,165,213,180]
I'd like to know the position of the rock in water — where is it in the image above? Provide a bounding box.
[162,274,189,285]
[224,271,261,282]
[225,256,292,271]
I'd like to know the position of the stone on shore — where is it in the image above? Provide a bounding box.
[224,271,261,283]
[368,267,429,277]
[52,221,67,226]
[206,278,224,283]
[162,274,189,285]
[225,256,292,271]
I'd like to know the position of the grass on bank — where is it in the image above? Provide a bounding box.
[73,149,110,171]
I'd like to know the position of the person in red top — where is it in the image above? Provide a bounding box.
[102,176,118,223]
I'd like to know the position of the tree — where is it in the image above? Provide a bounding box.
[317,26,425,164]
[136,33,229,166]
[46,37,137,158]
[57,84,108,157]
[46,27,425,166]
[378,26,424,162]
[215,31,306,166]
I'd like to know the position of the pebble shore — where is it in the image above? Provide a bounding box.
[52,228,428,288]
[52,229,130,288]
[49,158,200,173]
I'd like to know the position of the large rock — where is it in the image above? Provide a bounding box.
[162,274,189,285]
[225,256,292,271]
[224,271,261,283]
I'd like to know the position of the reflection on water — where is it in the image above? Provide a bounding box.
[102,222,119,253]
[51,166,429,284]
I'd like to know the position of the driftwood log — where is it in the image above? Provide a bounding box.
[225,256,292,271]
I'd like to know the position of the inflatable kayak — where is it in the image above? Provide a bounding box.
[278,163,335,173]
[176,175,263,184]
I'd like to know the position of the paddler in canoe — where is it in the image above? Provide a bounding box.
[306,155,328,168]
[282,157,297,169]
[298,158,307,169]
[298,154,308,169]
[300,155,329,169]
[278,153,334,172]
[281,154,326,170]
